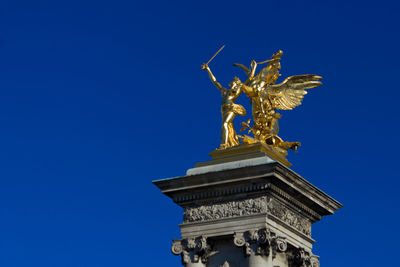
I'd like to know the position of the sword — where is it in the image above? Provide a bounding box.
[206,45,225,65]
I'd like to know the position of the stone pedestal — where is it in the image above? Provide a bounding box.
[153,147,342,267]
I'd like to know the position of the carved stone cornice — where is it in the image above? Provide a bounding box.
[171,236,213,264]
[177,182,321,222]
[154,161,343,219]
[183,196,312,237]
[233,228,287,258]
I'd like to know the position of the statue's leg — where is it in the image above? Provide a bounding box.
[222,112,237,147]
[226,123,237,147]
[230,123,240,146]
[220,123,227,149]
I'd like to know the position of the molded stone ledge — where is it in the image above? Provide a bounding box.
[187,156,275,176]
[153,161,342,218]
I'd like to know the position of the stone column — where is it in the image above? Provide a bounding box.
[171,236,211,267]
[185,260,206,267]
[234,229,287,267]
[246,243,270,267]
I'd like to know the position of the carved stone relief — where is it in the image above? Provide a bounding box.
[267,199,311,236]
[310,255,320,267]
[287,247,319,267]
[233,228,287,258]
[184,196,268,223]
[183,196,311,236]
[172,236,213,265]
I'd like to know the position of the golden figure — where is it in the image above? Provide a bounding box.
[201,63,246,149]
[201,47,321,163]
[234,50,322,157]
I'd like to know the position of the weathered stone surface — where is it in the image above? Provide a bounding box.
[172,236,213,266]
[187,155,275,175]
[183,196,311,237]
[153,155,342,267]
[183,196,268,223]
[154,157,342,218]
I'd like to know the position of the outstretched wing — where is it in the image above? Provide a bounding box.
[267,75,322,110]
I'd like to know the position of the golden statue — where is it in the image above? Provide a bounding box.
[234,50,322,157]
[201,63,246,149]
[201,47,322,162]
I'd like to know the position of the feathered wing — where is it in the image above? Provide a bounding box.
[267,75,322,110]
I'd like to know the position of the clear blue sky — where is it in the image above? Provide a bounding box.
[0,0,399,266]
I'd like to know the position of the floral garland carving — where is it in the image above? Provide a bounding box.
[183,196,311,236]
